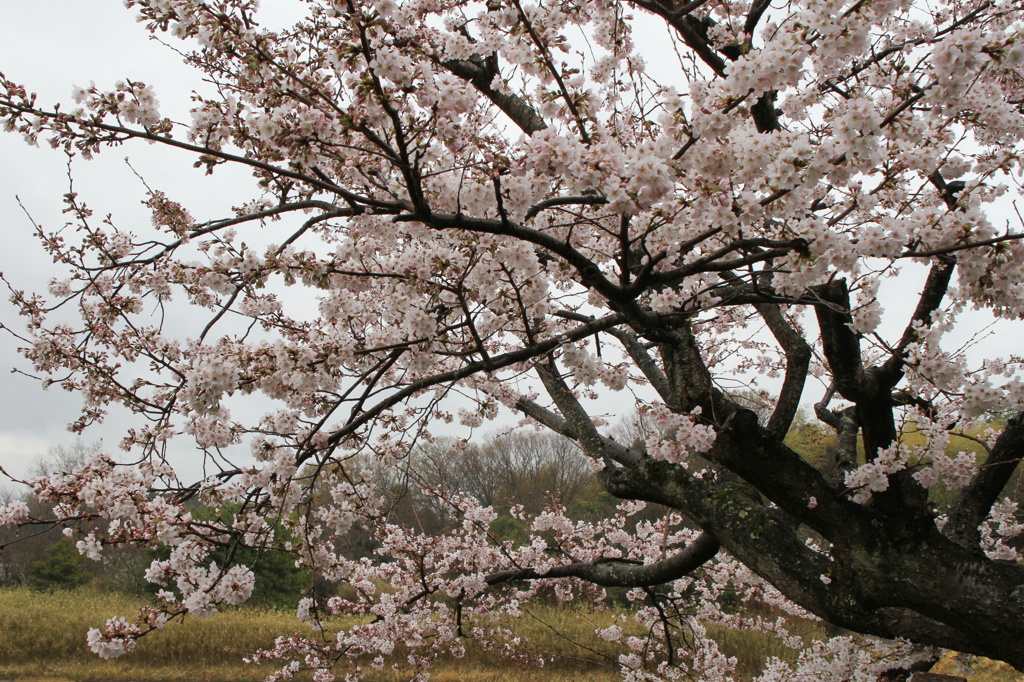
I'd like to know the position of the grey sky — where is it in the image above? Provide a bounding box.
[0,1,329,484]
[2,4,169,478]
[0,2,253,480]
[1,1,1021,487]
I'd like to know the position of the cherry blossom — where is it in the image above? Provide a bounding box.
[2,0,1024,678]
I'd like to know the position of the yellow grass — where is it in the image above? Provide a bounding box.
[0,586,312,680]
[1,587,1020,681]
[0,587,624,681]
[930,651,1024,682]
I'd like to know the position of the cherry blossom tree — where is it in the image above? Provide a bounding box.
[2,0,1024,678]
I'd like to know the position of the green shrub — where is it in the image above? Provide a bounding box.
[29,537,90,591]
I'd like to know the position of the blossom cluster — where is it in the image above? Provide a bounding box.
[0,0,1023,677]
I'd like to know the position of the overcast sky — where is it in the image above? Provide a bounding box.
[1,2,1021,489]
[0,3,308,482]
[1,4,178,480]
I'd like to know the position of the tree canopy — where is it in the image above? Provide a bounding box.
[2,0,1024,678]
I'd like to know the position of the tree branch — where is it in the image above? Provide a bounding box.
[605,327,676,408]
[813,279,866,402]
[486,532,720,587]
[628,0,727,76]
[551,309,675,408]
[0,99,405,212]
[744,0,773,34]
[658,321,715,414]
[535,358,619,462]
[442,54,548,136]
[814,399,859,483]
[753,301,812,438]
[317,313,625,454]
[512,394,641,467]
[946,411,1024,547]
[876,259,955,387]
[524,194,608,222]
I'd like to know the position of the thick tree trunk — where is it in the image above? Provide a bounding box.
[600,421,1024,671]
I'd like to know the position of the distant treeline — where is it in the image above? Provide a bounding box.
[2,409,1020,607]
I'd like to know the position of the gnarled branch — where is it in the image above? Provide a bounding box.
[946,411,1024,547]
[486,532,720,587]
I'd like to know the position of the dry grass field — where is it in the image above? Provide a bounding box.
[0,587,1020,681]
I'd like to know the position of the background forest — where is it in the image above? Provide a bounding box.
[4,406,1019,603]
